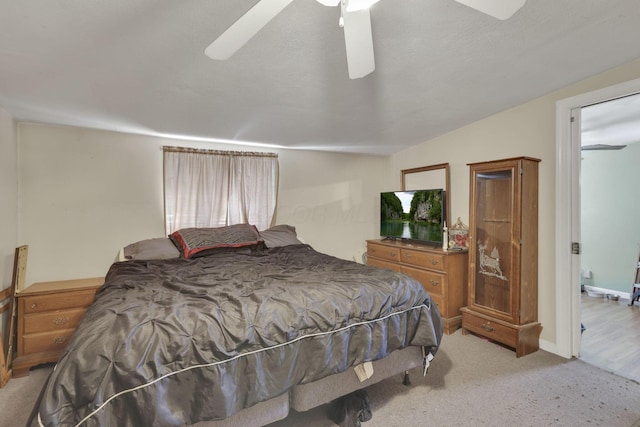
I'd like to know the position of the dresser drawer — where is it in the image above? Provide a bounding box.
[23,308,87,334]
[22,329,77,355]
[401,265,445,297]
[429,294,443,313]
[399,249,445,272]
[367,257,402,273]
[21,289,96,314]
[366,240,467,336]
[367,243,401,262]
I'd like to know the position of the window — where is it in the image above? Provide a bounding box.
[163,146,278,233]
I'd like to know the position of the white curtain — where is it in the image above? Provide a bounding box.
[164,147,278,234]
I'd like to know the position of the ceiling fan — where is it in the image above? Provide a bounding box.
[204,0,527,79]
[581,144,627,151]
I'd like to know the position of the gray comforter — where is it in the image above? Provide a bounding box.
[30,244,442,426]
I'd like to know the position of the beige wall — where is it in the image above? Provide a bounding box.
[0,107,18,291]
[18,124,386,285]
[0,107,18,338]
[390,58,640,347]
[276,149,388,261]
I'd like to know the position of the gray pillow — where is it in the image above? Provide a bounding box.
[123,238,180,260]
[259,225,303,248]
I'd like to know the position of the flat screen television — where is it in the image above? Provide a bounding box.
[380,189,445,246]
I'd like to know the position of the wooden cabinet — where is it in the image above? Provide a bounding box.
[12,277,103,377]
[367,239,468,334]
[461,157,541,357]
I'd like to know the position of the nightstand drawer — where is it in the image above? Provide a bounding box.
[400,249,445,272]
[23,308,87,334]
[367,243,401,262]
[401,265,445,297]
[22,289,96,314]
[22,329,76,355]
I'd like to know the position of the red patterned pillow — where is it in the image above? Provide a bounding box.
[169,224,263,259]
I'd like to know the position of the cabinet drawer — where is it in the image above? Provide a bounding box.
[462,311,517,345]
[23,308,87,334]
[400,249,445,272]
[367,243,401,262]
[22,329,76,354]
[22,289,96,314]
[401,266,445,297]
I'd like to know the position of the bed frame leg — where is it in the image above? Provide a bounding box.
[402,370,411,386]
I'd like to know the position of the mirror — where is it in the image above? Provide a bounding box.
[401,163,451,228]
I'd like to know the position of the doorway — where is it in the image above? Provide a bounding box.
[577,93,640,380]
[555,77,640,360]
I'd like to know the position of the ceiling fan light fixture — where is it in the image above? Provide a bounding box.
[345,0,380,12]
[316,0,340,6]
[454,0,526,20]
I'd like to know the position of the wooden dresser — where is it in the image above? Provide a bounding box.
[366,239,468,334]
[12,277,103,377]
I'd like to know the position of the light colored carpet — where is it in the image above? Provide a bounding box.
[270,331,640,427]
[2,331,639,427]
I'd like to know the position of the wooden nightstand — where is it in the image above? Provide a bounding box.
[12,277,103,377]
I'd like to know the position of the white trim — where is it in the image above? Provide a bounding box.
[555,102,574,358]
[555,76,640,359]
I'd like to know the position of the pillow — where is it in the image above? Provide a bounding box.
[259,224,303,248]
[169,224,263,259]
[123,237,181,260]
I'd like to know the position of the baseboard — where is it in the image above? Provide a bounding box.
[539,338,561,358]
[583,285,630,300]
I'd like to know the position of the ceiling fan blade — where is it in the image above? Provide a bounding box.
[205,0,295,60]
[454,0,526,20]
[342,8,375,79]
[581,144,627,151]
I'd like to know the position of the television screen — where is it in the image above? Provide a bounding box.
[380,189,445,245]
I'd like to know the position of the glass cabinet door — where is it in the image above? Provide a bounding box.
[471,168,514,316]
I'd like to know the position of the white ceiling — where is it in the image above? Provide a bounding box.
[581,93,640,149]
[1,0,640,155]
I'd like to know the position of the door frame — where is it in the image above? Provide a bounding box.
[555,77,640,358]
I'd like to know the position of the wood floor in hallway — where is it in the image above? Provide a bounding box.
[580,291,640,383]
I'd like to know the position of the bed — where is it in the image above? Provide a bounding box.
[28,224,443,427]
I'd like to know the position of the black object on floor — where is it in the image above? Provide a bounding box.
[328,389,372,427]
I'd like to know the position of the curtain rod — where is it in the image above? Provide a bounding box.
[163,145,278,158]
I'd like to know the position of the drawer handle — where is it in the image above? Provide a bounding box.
[31,303,38,309]
[53,336,68,345]
[403,253,411,259]
[429,279,440,286]
[430,259,440,266]
[481,323,495,333]
[390,251,397,257]
[53,317,69,326]
[371,248,376,253]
